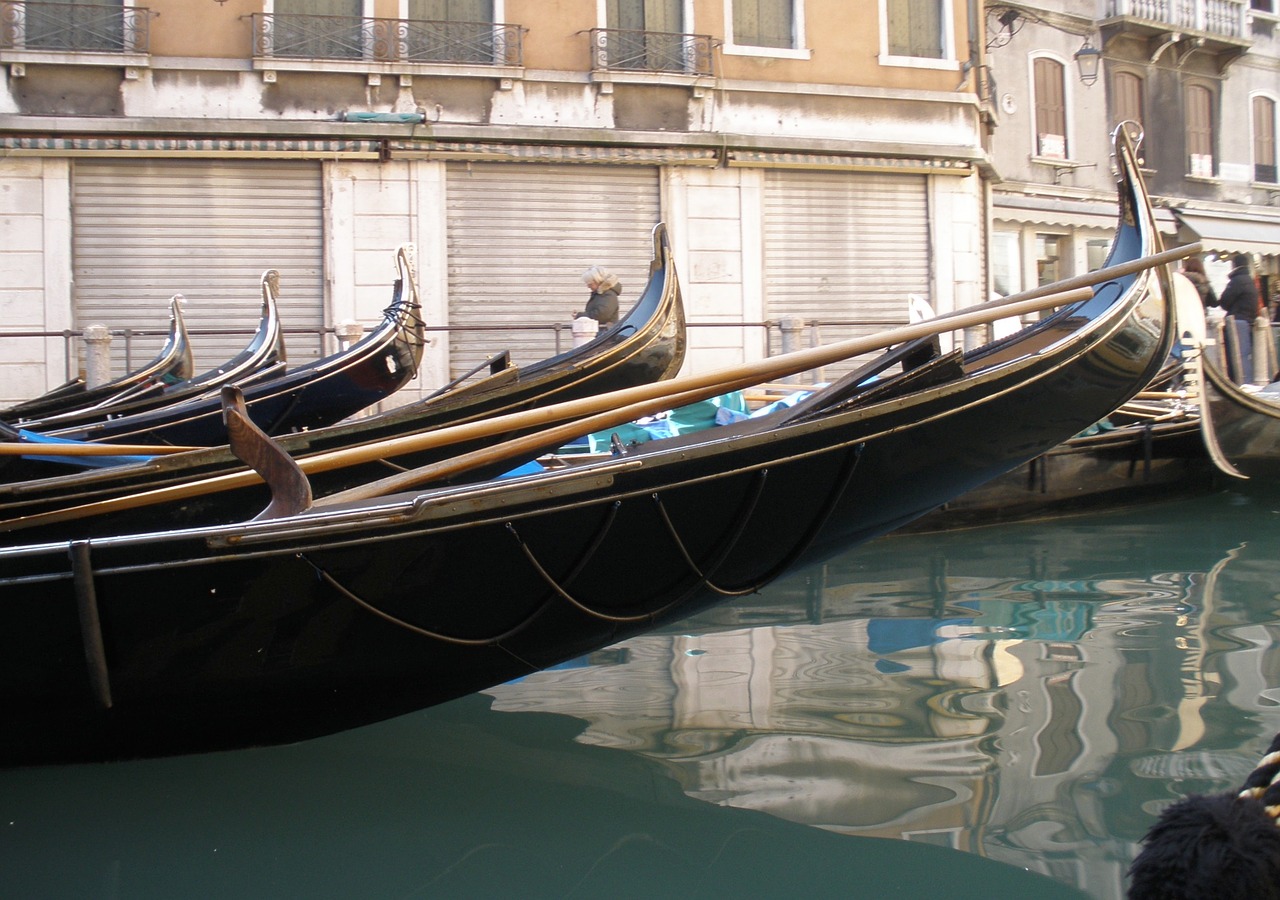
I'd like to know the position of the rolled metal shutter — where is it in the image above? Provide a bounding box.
[763,170,930,381]
[444,162,661,379]
[72,159,325,377]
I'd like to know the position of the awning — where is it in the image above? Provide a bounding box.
[1172,210,1280,257]
[993,193,1178,232]
[0,136,382,159]
[389,141,720,166]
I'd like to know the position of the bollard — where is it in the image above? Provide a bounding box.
[1252,313,1275,384]
[83,324,112,388]
[778,316,805,383]
[963,325,986,352]
[334,319,364,351]
[570,316,598,347]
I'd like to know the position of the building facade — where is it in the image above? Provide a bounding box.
[983,0,1280,305]
[0,0,989,408]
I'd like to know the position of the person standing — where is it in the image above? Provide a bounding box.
[1181,255,1217,309]
[575,266,621,327]
[1218,253,1259,383]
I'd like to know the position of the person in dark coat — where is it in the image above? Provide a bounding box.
[1219,253,1259,323]
[575,265,621,327]
[1218,253,1260,383]
[1181,255,1217,309]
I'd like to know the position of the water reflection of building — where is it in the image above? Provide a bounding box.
[487,514,1280,899]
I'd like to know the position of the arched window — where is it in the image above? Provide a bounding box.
[1034,58,1067,159]
[1186,85,1215,177]
[1254,96,1277,183]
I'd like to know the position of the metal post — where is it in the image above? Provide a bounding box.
[83,324,112,388]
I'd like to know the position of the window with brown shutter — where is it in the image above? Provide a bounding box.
[1186,85,1214,177]
[1254,96,1277,183]
[1112,72,1144,132]
[1034,58,1067,159]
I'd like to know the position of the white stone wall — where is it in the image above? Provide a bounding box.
[327,159,449,406]
[0,158,72,408]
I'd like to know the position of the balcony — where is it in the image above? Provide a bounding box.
[251,13,523,68]
[1,1,151,60]
[1102,0,1252,66]
[588,28,715,76]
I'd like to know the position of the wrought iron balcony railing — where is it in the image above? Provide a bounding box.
[252,13,523,66]
[1105,0,1250,39]
[589,28,715,75]
[1,1,151,54]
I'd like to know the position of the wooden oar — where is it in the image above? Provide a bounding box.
[0,442,200,457]
[0,241,1200,533]
[0,283,1105,534]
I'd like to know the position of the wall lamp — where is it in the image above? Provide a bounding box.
[1074,38,1101,86]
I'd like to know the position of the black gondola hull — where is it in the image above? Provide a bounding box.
[0,133,1173,765]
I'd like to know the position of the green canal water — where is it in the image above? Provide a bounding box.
[4,484,1280,898]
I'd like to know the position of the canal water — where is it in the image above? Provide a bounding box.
[4,483,1280,899]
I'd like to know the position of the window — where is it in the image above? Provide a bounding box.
[885,0,945,59]
[1034,58,1067,159]
[1086,239,1110,272]
[991,232,1021,298]
[408,0,496,63]
[730,0,796,50]
[22,0,127,53]
[1036,234,1064,287]
[272,0,363,59]
[604,0,691,72]
[1254,96,1277,183]
[1112,71,1144,133]
[1186,84,1215,177]
[608,0,682,33]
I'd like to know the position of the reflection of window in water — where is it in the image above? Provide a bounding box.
[1086,238,1110,272]
[991,231,1021,297]
[903,827,960,849]
[1036,233,1063,286]
[1035,672,1085,777]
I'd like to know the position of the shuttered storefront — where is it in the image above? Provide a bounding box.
[444,162,661,379]
[762,169,931,381]
[72,160,325,376]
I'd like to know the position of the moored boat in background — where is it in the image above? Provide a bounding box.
[0,245,427,484]
[0,296,195,424]
[0,224,685,538]
[13,269,287,433]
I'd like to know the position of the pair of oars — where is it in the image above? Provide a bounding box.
[0,242,1198,533]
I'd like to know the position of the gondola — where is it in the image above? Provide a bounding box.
[0,245,427,482]
[13,270,287,433]
[0,296,195,423]
[1198,315,1280,479]
[0,224,685,537]
[0,129,1182,765]
[895,263,1239,532]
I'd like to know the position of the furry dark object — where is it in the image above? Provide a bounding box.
[1128,793,1280,899]
[1128,732,1280,899]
